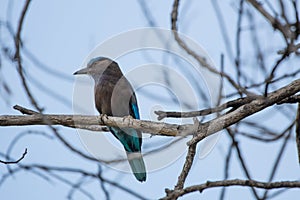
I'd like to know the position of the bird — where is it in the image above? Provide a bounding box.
[73,57,146,182]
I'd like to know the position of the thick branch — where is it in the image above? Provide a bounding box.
[1,79,300,141]
[162,179,300,200]
[188,78,300,145]
[0,112,192,137]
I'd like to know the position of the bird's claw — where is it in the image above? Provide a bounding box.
[123,115,134,126]
[99,114,108,124]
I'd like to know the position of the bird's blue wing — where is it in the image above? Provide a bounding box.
[129,94,140,119]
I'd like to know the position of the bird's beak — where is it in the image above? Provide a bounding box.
[73,67,89,75]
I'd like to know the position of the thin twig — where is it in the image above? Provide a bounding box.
[0,148,27,164]
[155,96,256,120]
[14,0,40,111]
[262,128,293,199]
[296,103,300,164]
[171,0,253,96]
[264,53,288,96]
[226,128,260,199]
[246,0,290,40]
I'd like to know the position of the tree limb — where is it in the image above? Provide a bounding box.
[155,96,256,120]
[0,107,192,137]
[188,78,300,145]
[1,79,300,141]
[162,179,300,200]
[296,102,300,164]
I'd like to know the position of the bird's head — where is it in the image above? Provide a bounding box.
[73,57,117,80]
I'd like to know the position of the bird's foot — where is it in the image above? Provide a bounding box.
[99,114,108,124]
[123,115,134,126]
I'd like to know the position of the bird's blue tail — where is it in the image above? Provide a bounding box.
[127,152,146,182]
[109,127,146,182]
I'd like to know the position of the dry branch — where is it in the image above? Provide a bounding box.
[1,79,300,142]
[0,108,193,137]
[162,179,300,200]
[0,148,27,164]
[296,103,300,164]
[188,78,300,145]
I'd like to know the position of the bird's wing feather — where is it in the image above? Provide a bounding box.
[129,93,140,119]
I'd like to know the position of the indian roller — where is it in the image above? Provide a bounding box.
[74,57,146,182]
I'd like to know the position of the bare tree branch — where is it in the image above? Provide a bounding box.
[171,0,253,95]
[0,148,27,164]
[161,179,300,200]
[155,96,256,120]
[0,106,192,137]
[174,119,199,190]
[296,103,300,164]
[14,0,41,111]
[1,78,299,141]
[173,142,197,190]
[246,0,290,40]
[188,78,300,145]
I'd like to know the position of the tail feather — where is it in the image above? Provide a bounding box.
[127,152,146,182]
